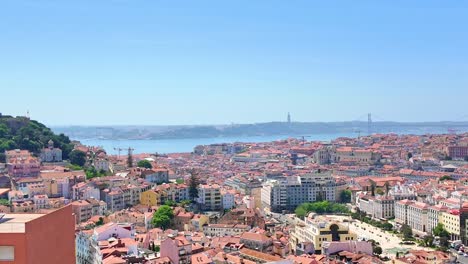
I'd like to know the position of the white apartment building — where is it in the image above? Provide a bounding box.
[197,184,222,211]
[396,199,430,235]
[261,171,342,213]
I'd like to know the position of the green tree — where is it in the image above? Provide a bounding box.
[339,190,352,203]
[176,178,184,184]
[433,223,449,237]
[439,236,450,250]
[373,246,383,255]
[376,188,385,196]
[422,235,434,247]
[295,207,307,218]
[152,205,174,229]
[382,222,393,231]
[407,152,413,160]
[384,181,390,196]
[164,200,176,207]
[439,175,454,182]
[401,224,413,240]
[137,160,152,169]
[127,150,133,168]
[188,170,199,202]
[369,179,376,196]
[70,150,86,166]
[96,217,104,226]
[0,199,10,206]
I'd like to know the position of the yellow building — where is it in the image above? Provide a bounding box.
[190,214,209,232]
[140,190,161,206]
[43,179,59,197]
[439,210,460,241]
[291,214,356,254]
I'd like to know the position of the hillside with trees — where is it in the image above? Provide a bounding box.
[0,114,74,162]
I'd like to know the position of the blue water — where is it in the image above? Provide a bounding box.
[77,133,355,154]
[75,127,466,155]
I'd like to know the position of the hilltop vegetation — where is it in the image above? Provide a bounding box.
[0,114,74,162]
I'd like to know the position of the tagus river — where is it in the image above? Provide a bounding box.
[75,127,460,155]
[76,133,356,155]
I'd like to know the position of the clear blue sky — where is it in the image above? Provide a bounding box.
[1,0,467,125]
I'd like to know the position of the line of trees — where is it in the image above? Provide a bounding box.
[295,201,349,218]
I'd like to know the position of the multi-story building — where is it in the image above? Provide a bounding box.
[141,168,169,184]
[101,183,151,212]
[72,182,100,201]
[94,158,110,172]
[439,209,461,241]
[71,200,93,224]
[428,204,448,235]
[160,235,192,264]
[6,157,40,178]
[407,202,429,234]
[203,224,250,237]
[357,195,395,219]
[140,189,161,207]
[335,147,381,165]
[222,190,235,210]
[76,231,102,264]
[261,171,342,212]
[395,199,413,225]
[197,184,222,211]
[396,200,430,235]
[448,145,468,159]
[290,214,357,254]
[0,205,75,264]
[32,194,49,210]
[4,149,31,161]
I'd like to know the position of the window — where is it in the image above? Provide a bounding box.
[0,246,14,261]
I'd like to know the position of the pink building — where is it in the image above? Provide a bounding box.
[322,241,373,256]
[160,235,192,264]
[7,157,40,178]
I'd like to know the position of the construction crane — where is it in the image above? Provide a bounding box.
[300,136,311,145]
[113,147,125,159]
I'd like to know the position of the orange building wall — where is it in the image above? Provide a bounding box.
[25,205,76,264]
[0,233,27,264]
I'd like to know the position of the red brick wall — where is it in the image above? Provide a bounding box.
[25,205,76,264]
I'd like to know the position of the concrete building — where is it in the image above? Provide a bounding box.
[396,200,429,235]
[197,184,222,211]
[428,204,448,235]
[439,209,461,241]
[6,157,40,178]
[290,214,357,254]
[357,195,395,219]
[76,231,102,264]
[203,224,250,237]
[222,190,235,210]
[0,205,75,264]
[261,171,342,212]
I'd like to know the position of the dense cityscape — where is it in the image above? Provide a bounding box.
[1,114,468,263]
